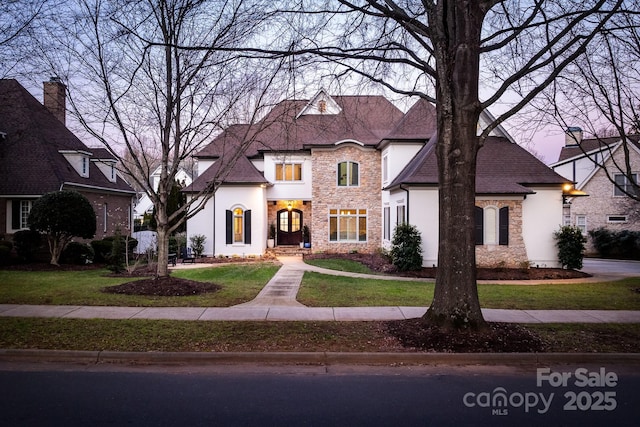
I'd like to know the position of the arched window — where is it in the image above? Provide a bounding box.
[225,207,252,245]
[475,206,509,246]
[337,161,359,186]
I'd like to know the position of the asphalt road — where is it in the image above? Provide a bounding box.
[1,364,638,426]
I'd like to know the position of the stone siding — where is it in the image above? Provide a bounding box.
[311,145,381,253]
[567,149,640,253]
[475,199,529,268]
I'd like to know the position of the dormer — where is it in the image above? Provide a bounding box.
[296,89,342,118]
[59,149,92,178]
[93,158,118,183]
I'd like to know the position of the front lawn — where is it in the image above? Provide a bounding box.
[0,264,279,307]
[297,272,640,310]
[0,318,638,353]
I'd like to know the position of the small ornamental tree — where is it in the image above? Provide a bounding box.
[554,226,587,270]
[390,223,423,272]
[28,191,97,265]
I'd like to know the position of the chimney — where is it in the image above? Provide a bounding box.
[565,126,583,146]
[43,77,66,125]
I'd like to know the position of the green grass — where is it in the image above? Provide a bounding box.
[297,273,640,310]
[0,318,394,352]
[304,258,378,274]
[0,318,638,353]
[0,264,279,307]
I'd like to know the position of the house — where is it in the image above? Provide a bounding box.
[550,128,640,250]
[0,78,136,240]
[185,90,571,267]
[133,165,193,221]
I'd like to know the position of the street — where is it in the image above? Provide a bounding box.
[1,363,638,426]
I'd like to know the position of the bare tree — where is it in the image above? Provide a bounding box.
[32,0,287,277]
[0,0,52,77]
[534,7,640,200]
[268,0,626,328]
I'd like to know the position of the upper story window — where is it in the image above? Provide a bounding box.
[382,155,389,182]
[614,173,638,197]
[81,156,89,177]
[275,163,302,181]
[110,164,116,181]
[337,161,359,186]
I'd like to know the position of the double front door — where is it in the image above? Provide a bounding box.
[277,209,302,245]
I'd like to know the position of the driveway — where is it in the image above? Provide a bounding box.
[580,258,640,277]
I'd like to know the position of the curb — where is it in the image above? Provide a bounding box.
[1,349,639,367]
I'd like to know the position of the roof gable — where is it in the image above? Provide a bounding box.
[388,136,568,193]
[0,79,134,196]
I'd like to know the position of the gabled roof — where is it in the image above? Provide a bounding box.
[0,79,134,196]
[554,135,640,164]
[195,95,405,159]
[388,136,568,194]
[382,97,437,141]
[183,155,268,193]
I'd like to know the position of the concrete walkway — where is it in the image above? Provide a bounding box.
[1,256,639,323]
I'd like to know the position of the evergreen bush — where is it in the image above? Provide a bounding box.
[554,225,587,269]
[390,223,423,271]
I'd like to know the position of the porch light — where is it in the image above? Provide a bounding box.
[562,183,588,204]
[287,201,293,211]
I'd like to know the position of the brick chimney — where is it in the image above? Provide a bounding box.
[43,77,66,125]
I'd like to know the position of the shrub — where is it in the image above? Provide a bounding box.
[91,238,112,263]
[390,223,423,271]
[12,229,42,262]
[28,190,96,265]
[107,230,125,273]
[554,225,587,269]
[190,234,206,257]
[0,240,13,265]
[589,228,640,259]
[60,242,94,265]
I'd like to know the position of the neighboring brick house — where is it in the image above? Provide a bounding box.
[0,78,136,241]
[550,129,640,252]
[185,89,571,267]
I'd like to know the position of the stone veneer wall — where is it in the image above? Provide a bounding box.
[568,155,640,254]
[475,199,529,268]
[311,145,381,253]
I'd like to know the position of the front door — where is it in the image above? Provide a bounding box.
[277,209,302,245]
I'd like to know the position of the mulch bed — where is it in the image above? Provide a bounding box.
[101,276,221,297]
[304,253,592,280]
[386,318,548,352]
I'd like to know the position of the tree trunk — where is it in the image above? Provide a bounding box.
[424,0,487,329]
[155,201,170,278]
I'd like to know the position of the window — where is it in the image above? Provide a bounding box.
[383,207,390,240]
[225,208,252,244]
[337,161,359,186]
[576,215,587,234]
[11,199,33,230]
[110,164,116,181]
[81,156,89,177]
[19,200,32,229]
[607,215,627,223]
[563,215,571,226]
[614,173,638,197]
[329,208,367,242]
[475,206,509,246]
[396,205,406,226]
[103,203,108,232]
[382,155,389,182]
[275,163,302,181]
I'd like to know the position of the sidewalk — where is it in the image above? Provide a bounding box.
[1,256,639,323]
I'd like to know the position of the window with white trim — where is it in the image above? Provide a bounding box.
[607,215,627,223]
[275,163,302,181]
[614,173,638,197]
[576,215,587,234]
[337,161,359,186]
[20,200,32,229]
[396,205,406,226]
[103,203,108,232]
[329,208,367,242]
[81,156,89,177]
[383,207,390,240]
[382,155,388,182]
